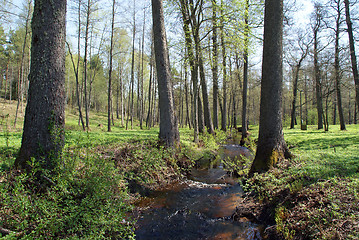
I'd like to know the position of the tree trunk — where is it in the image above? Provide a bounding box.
[140,9,146,129]
[212,0,219,130]
[14,0,31,128]
[146,45,153,128]
[187,0,214,134]
[344,0,359,116]
[198,93,205,133]
[66,42,85,131]
[126,1,136,130]
[334,0,346,130]
[313,5,323,130]
[249,0,291,175]
[152,0,180,147]
[184,66,191,128]
[83,0,91,130]
[220,1,227,131]
[198,54,214,134]
[16,0,66,172]
[241,0,249,139]
[179,0,198,142]
[120,65,124,127]
[108,0,115,132]
[290,64,300,129]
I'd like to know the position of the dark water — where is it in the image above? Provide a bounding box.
[135,145,262,240]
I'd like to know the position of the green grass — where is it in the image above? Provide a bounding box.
[1,100,359,239]
[0,102,216,239]
[244,124,359,239]
[284,125,359,180]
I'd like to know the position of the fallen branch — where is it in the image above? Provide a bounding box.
[0,226,23,237]
[0,226,13,235]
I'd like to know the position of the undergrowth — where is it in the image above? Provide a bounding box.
[0,103,224,239]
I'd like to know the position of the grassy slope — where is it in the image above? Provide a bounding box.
[244,125,359,239]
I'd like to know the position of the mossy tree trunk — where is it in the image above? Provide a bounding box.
[249,0,291,175]
[15,0,67,172]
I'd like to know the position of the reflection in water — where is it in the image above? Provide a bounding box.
[135,145,262,240]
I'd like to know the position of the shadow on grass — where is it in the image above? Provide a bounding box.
[293,135,359,151]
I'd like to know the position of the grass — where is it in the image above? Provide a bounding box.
[243,124,359,239]
[0,100,217,239]
[1,100,359,239]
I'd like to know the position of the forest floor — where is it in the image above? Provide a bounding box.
[1,100,359,239]
[238,124,359,239]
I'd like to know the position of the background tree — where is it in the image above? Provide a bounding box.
[312,2,324,130]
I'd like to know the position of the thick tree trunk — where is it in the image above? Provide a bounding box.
[344,0,359,115]
[152,0,180,147]
[16,0,66,171]
[249,0,291,175]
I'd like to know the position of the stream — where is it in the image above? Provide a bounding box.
[134,144,263,240]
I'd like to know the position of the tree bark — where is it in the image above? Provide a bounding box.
[220,0,227,131]
[108,0,115,132]
[139,9,146,129]
[212,0,219,130]
[126,1,136,130]
[179,0,198,142]
[83,0,91,129]
[313,4,324,130]
[198,93,205,133]
[242,0,249,138]
[334,0,346,130]
[249,0,291,175]
[16,0,66,171]
[344,0,359,115]
[146,43,154,128]
[152,0,180,147]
